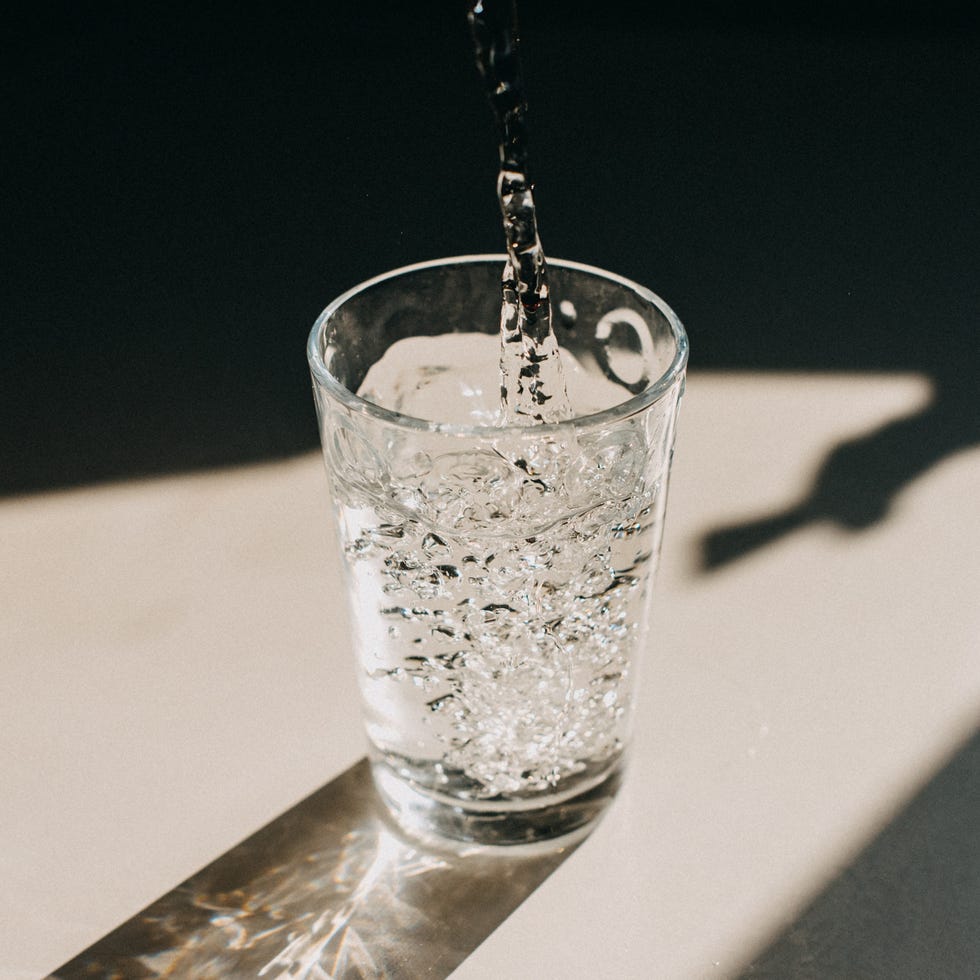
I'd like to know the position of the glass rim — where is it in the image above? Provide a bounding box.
[307,254,689,437]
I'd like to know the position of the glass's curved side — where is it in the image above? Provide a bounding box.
[309,257,687,846]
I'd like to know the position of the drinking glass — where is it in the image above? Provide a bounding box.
[308,255,688,845]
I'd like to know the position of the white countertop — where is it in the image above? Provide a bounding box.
[3,371,977,979]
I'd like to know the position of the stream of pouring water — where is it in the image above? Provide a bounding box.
[329,3,662,813]
[468,0,573,424]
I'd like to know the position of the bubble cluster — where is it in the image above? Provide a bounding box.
[333,422,663,801]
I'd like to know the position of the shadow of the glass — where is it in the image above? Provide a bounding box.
[49,758,580,979]
[735,727,980,980]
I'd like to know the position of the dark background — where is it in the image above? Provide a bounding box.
[3,1,978,496]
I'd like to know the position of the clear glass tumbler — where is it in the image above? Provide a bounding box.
[308,256,688,846]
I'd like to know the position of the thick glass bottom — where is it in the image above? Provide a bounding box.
[371,757,623,848]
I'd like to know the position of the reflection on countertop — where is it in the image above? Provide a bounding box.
[49,759,579,980]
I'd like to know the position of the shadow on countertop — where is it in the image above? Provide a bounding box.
[736,726,980,980]
[699,371,979,570]
[48,758,580,980]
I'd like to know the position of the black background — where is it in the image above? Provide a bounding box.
[4,1,978,495]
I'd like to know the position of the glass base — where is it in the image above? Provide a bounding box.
[372,759,622,848]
